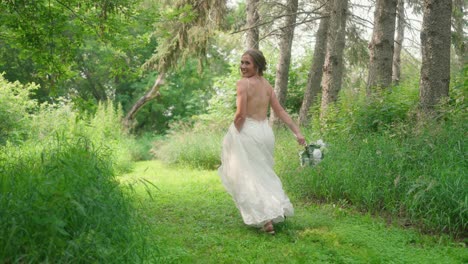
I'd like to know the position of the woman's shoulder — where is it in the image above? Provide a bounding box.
[237,77,249,86]
[236,78,249,93]
[237,76,271,89]
[237,78,248,85]
[260,77,273,92]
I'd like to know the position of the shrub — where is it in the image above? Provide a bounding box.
[0,75,134,173]
[153,122,224,170]
[0,136,147,263]
[0,74,38,144]
[129,132,162,161]
[350,86,418,133]
[0,77,153,261]
[29,99,134,174]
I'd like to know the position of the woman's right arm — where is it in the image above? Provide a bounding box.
[234,79,248,132]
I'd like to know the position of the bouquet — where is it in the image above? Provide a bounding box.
[299,139,327,167]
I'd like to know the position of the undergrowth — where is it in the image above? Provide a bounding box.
[0,137,152,263]
[152,122,225,170]
[277,83,467,238]
[0,77,156,262]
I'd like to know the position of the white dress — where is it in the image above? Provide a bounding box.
[218,118,294,227]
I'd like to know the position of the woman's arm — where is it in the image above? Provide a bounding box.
[270,88,306,145]
[234,80,248,132]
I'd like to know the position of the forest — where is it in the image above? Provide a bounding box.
[0,0,466,262]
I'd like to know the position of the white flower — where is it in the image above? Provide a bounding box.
[313,148,322,159]
[316,139,325,147]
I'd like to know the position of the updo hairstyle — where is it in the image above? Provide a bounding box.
[242,49,267,76]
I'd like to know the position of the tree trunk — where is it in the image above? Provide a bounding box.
[270,0,299,125]
[246,0,260,50]
[320,0,348,119]
[298,5,330,126]
[366,0,397,92]
[123,72,165,129]
[419,0,452,112]
[392,0,405,85]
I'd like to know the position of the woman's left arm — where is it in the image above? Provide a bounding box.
[270,87,305,145]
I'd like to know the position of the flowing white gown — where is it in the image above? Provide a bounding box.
[218,118,294,227]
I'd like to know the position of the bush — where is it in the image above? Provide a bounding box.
[153,122,224,170]
[129,132,162,161]
[0,76,133,174]
[0,77,155,262]
[350,86,418,133]
[0,74,38,144]
[0,136,148,263]
[315,84,419,136]
[29,99,134,174]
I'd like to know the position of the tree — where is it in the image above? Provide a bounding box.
[419,0,452,112]
[366,0,398,92]
[0,0,137,100]
[246,0,260,49]
[269,0,299,125]
[320,0,348,119]
[392,0,405,85]
[123,1,226,129]
[298,1,330,126]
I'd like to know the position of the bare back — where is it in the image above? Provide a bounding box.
[233,50,305,145]
[243,77,272,121]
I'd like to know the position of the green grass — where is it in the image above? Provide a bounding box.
[120,160,467,263]
[153,125,224,170]
[0,79,152,262]
[274,118,467,237]
[0,137,148,263]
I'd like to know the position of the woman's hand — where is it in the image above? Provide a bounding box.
[295,133,306,146]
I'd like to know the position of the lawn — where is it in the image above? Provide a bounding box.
[120,160,467,263]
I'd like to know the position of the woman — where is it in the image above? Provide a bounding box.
[218,49,306,235]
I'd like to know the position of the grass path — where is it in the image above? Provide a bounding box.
[120,161,466,263]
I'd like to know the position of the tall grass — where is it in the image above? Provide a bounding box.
[0,77,156,262]
[129,132,163,161]
[275,83,467,237]
[29,99,134,174]
[153,122,225,170]
[276,118,467,237]
[0,136,151,262]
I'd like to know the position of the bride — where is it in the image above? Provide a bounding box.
[218,49,306,235]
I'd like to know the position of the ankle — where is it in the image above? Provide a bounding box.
[263,221,275,234]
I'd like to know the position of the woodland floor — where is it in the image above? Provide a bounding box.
[120,161,467,264]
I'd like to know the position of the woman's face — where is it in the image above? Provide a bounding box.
[240,54,257,78]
